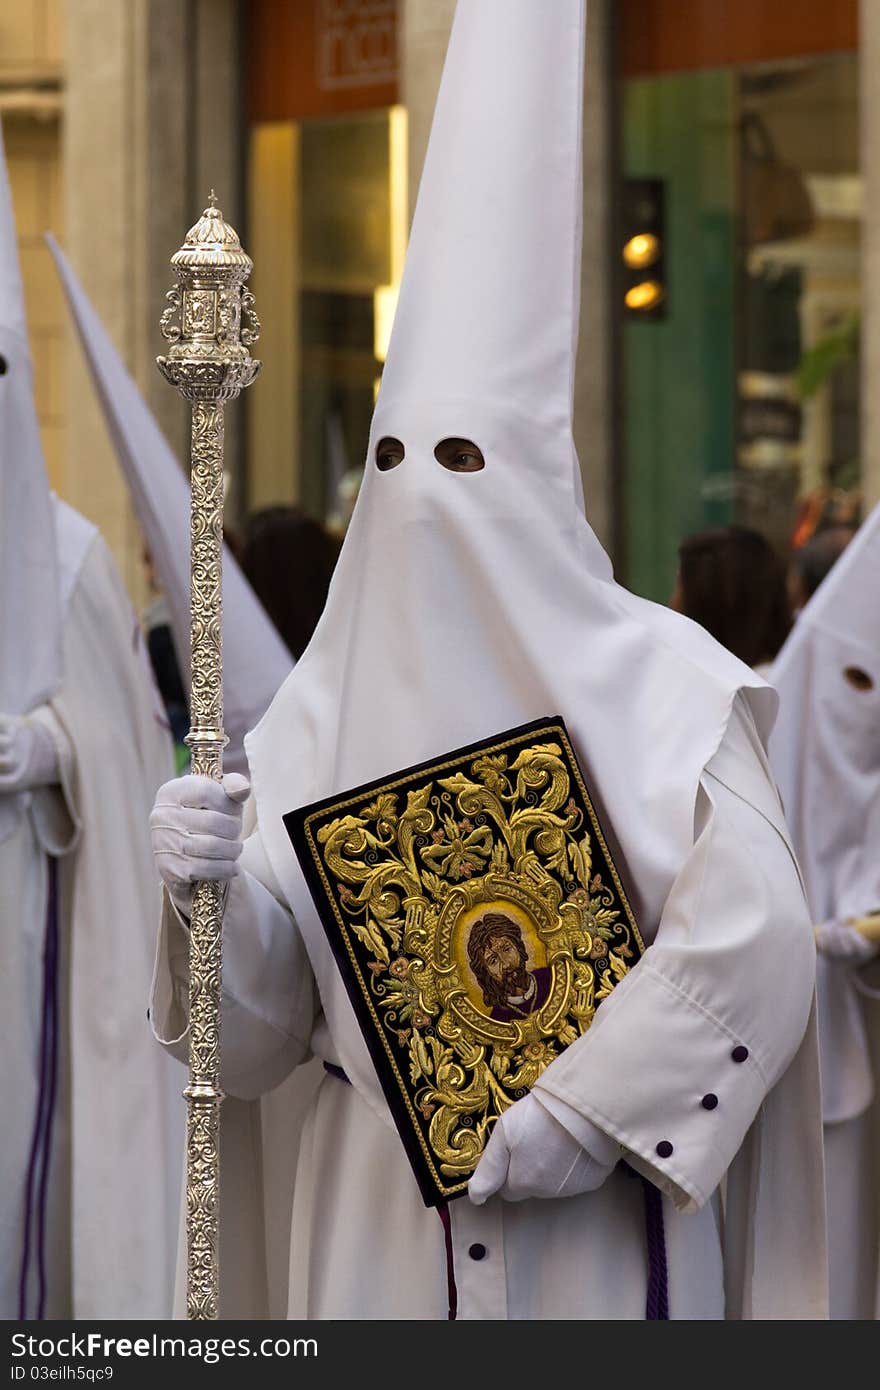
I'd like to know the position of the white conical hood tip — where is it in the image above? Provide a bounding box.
[0,118,62,719]
[0,120,27,343]
[377,0,585,503]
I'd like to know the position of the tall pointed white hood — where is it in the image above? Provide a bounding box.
[379,0,588,519]
[47,236,293,772]
[767,508,880,1123]
[245,0,771,1117]
[0,122,61,717]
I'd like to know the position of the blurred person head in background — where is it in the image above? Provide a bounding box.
[141,541,189,760]
[787,524,857,619]
[239,504,342,661]
[669,524,792,673]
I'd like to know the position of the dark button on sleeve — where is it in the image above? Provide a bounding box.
[731,1045,749,1063]
[701,1093,719,1110]
[468,1243,487,1261]
[655,1140,673,1159]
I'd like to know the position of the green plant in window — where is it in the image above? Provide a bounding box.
[794,313,860,400]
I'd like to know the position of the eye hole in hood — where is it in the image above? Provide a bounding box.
[434,437,485,473]
[376,436,405,471]
[843,666,874,692]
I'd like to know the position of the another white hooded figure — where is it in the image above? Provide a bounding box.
[151,0,825,1319]
[0,122,182,1318]
[768,511,880,1319]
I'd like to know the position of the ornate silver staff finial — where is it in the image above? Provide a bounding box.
[157,196,261,1321]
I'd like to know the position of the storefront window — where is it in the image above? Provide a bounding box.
[299,109,395,524]
[245,0,401,533]
[738,58,860,551]
[617,1,860,601]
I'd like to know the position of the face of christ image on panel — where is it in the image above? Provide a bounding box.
[466,911,552,1022]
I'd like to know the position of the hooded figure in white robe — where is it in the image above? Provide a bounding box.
[151,0,826,1319]
[768,510,880,1320]
[0,124,182,1319]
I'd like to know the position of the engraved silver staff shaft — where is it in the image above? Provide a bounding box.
[157,195,261,1321]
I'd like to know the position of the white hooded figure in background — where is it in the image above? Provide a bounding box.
[150,0,825,1318]
[0,123,182,1318]
[768,509,880,1319]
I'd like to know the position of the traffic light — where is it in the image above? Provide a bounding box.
[621,178,666,319]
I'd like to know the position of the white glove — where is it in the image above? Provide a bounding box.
[0,713,60,795]
[469,1092,618,1204]
[150,772,250,914]
[815,918,880,966]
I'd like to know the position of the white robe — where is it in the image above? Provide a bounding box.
[152,694,826,1319]
[767,616,880,1319]
[813,822,880,1321]
[0,501,182,1319]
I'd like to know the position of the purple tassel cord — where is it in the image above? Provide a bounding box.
[18,857,60,1321]
[436,1202,458,1320]
[641,1176,670,1319]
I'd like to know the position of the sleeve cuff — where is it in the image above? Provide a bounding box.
[531,1088,622,1168]
[27,704,81,856]
[533,962,768,1211]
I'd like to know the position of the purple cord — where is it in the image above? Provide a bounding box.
[641,1176,669,1319]
[322,1061,350,1086]
[436,1202,458,1320]
[18,857,60,1320]
[35,859,60,1318]
[17,971,49,1317]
